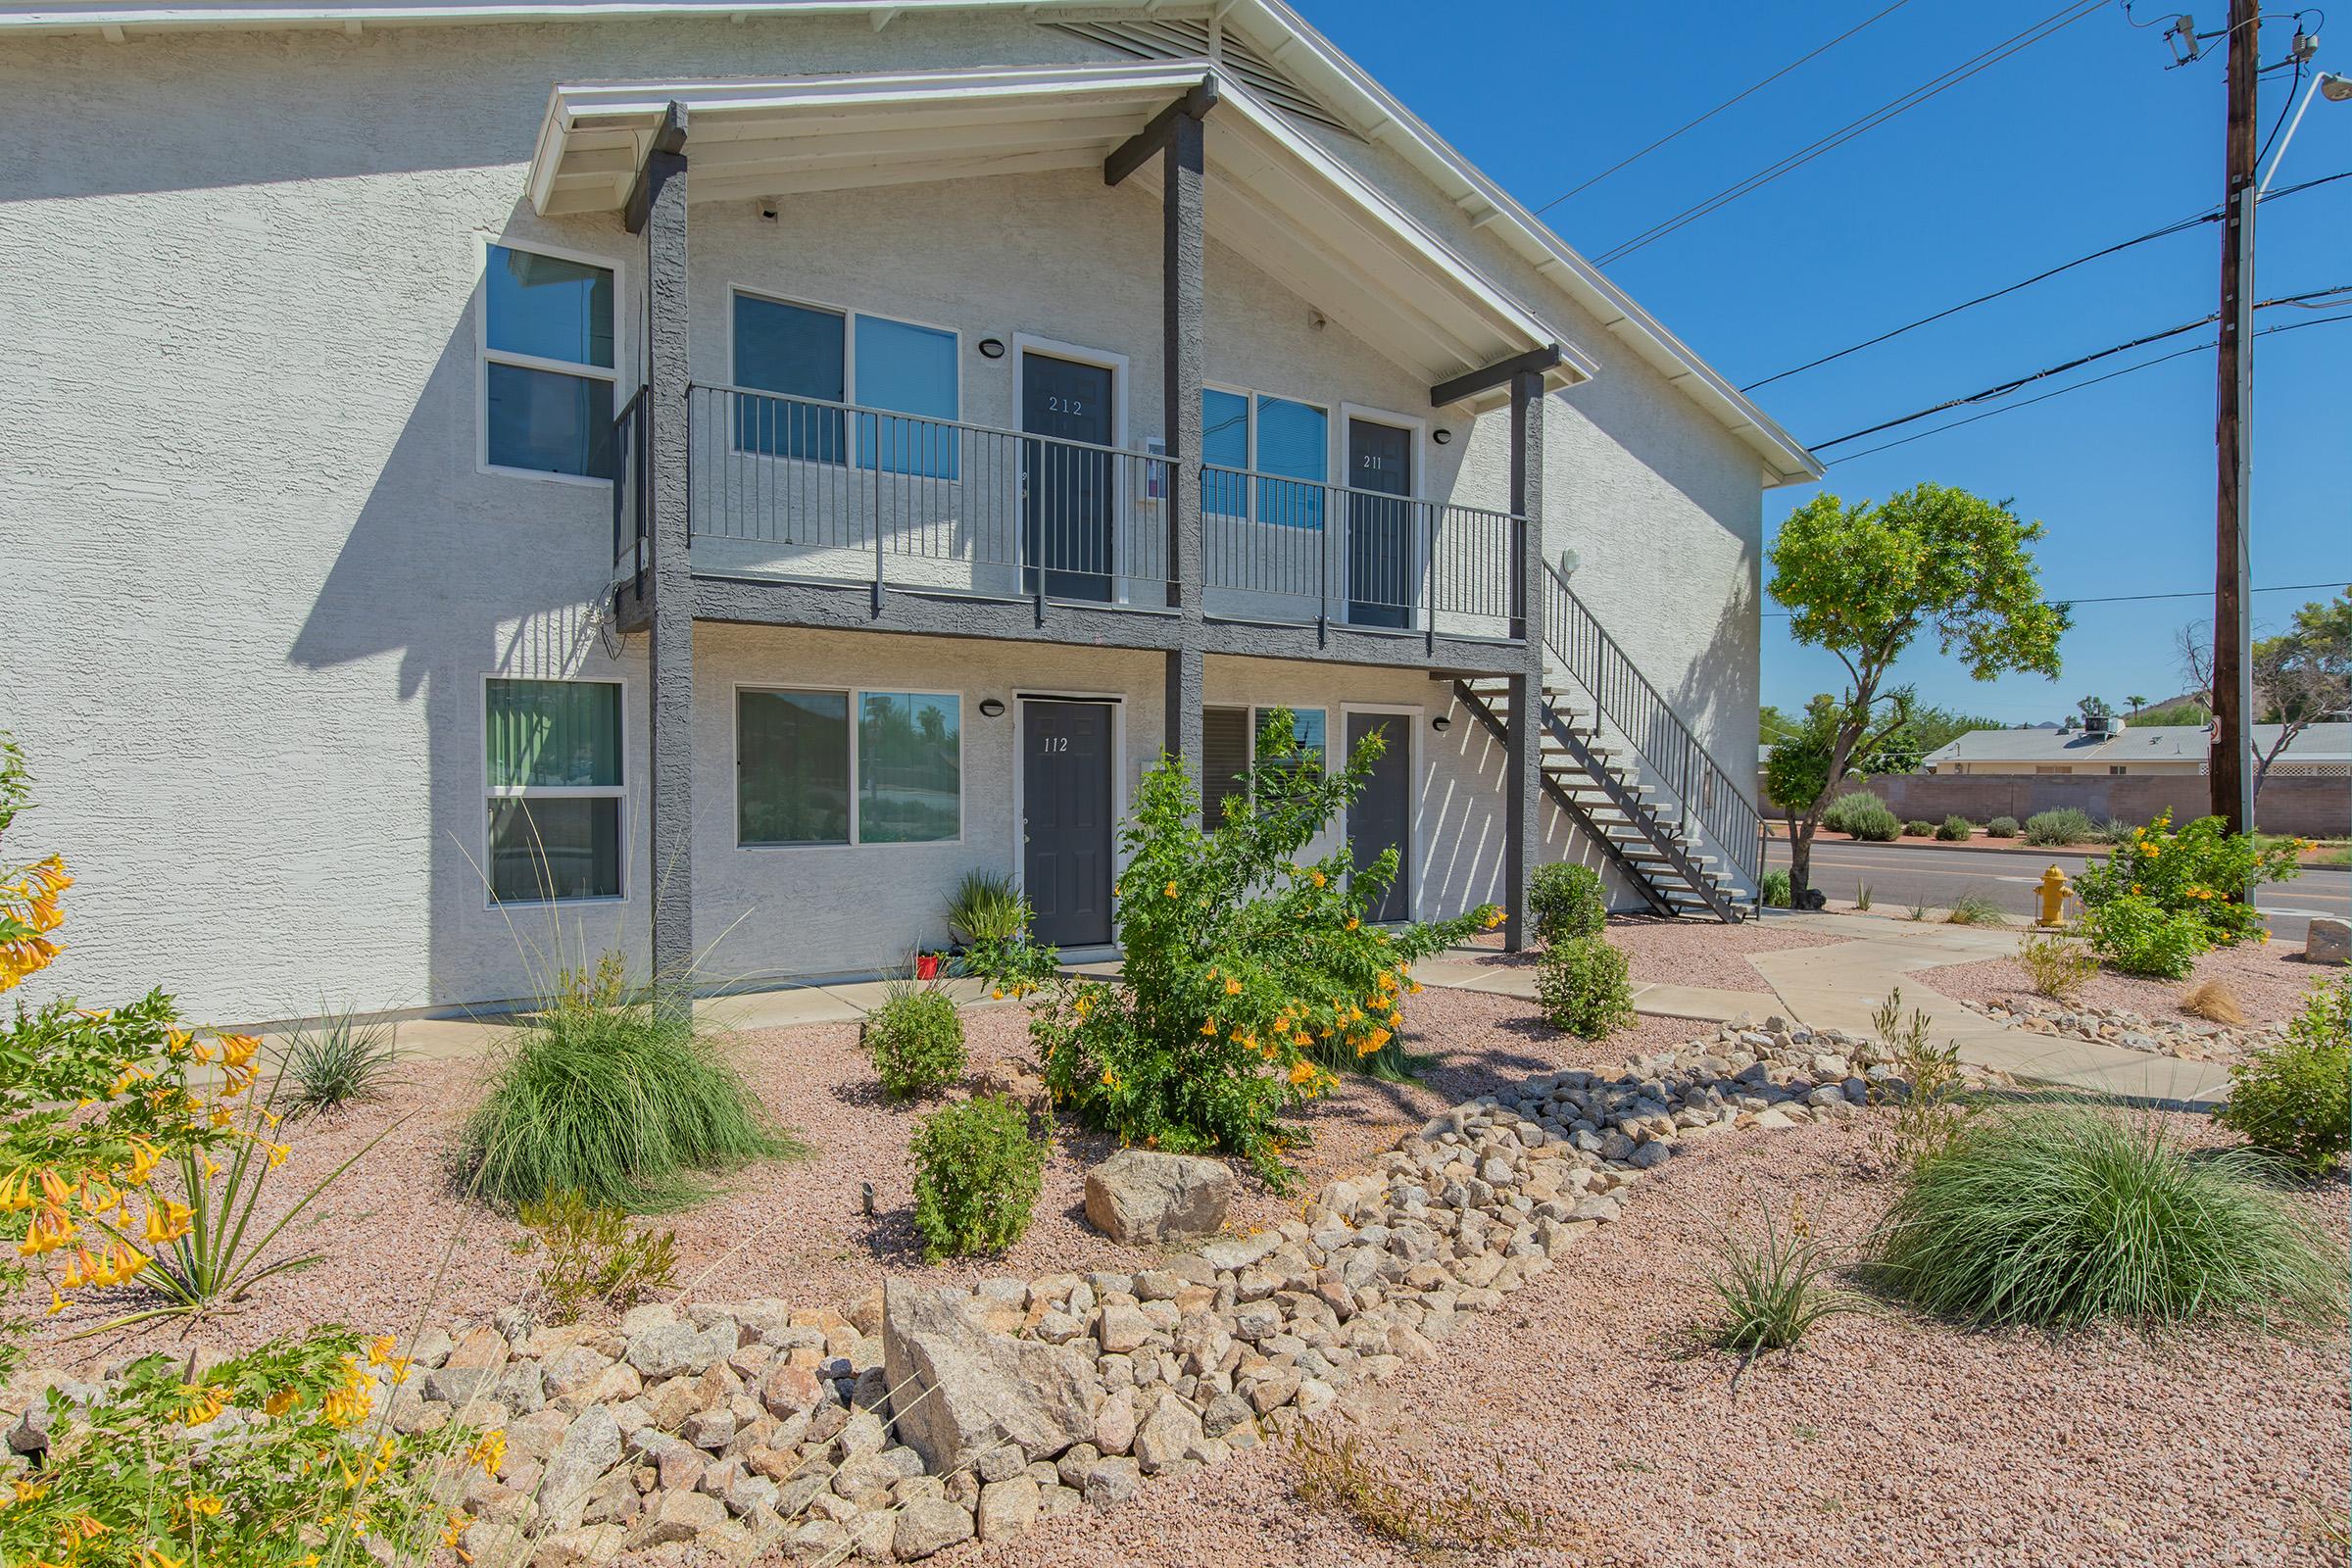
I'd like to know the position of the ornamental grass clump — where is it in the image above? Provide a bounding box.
[910,1094,1046,1260]
[1875,1101,2343,1330]
[2023,807,2096,847]
[1032,711,1497,1185]
[461,953,804,1212]
[2215,978,2350,1176]
[277,1005,402,1119]
[0,733,485,1565]
[860,977,966,1101]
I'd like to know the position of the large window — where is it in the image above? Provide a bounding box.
[1199,388,1328,527]
[732,293,958,477]
[1200,705,1326,826]
[484,679,623,902]
[481,244,616,480]
[737,687,961,847]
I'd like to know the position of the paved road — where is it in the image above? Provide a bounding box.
[1762,839,2349,945]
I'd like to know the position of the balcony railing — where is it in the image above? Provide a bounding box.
[673,385,1525,637]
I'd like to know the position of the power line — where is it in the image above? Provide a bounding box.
[1592,0,2108,267]
[1818,308,2352,462]
[1762,579,2351,616]
[1744,168,2350,391]
[1808,287,2350,451]
[1532,0,1918,215]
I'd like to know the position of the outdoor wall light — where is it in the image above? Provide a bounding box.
[1432,428,1453,445]
[1431,713,1452,734]
[977,338,1006,360]
[978,698,1006,717]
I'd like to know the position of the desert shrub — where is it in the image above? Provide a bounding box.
[0,736,479,1562]
[2092,817,2138,846]
[2023,807,2096,846]
[460,954,803,1212]
[1529,861,1607,946]
[1904,819,1937,838]
[1943,894,2006,927]
[1936,815,1974,842]
[2081,893,2211,980]
[1759,868,1791,907]
[945,868,1025,945]
[861,980,966,1101]
[278,1006,401,1118]
[1872,990,1968,1171]
[2216,978,2351,1175]
[910,1094,1045,1260]
[1853,879,1874,911]
[1985,815,2020,838]
[1033,712,1496,1184]
[2072,809,2302,949]
[516,1187,680,1323]
[2017,930,2096,1002]
[1823,791,1899,842]
[1709,1197,1857,1359]
[1876,1102,2342,1329]
[2180,979,2248,1027]
[1537,935,1636,1039]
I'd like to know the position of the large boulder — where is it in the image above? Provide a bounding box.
[880,1283,1100,1474]
[2306,915,2350,966]
[1082,1150,1234,1244]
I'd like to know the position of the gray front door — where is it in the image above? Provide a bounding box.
[1022,699,1114,947]
[1346,710,1411,923]
[1347,418,1413,628]
[1021,353,1116,602]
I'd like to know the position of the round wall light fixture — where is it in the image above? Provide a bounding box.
[1431,713,1452,734]
[978,698,1006,717]
[1432,428,1453,445]
[977,338,1006,360]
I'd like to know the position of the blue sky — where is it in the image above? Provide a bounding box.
[1298,0,2349,726]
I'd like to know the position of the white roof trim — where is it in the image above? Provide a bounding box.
[530,61,1594,398]
[0,0,1819,480]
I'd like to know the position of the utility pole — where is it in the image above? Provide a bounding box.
[2210,0,2258,832]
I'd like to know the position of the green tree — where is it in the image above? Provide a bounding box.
[1769,484,2068,904]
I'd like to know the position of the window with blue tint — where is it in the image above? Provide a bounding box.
[1200,388,1250,518]
[1253,396,1327,529]
[855,315,959,479]
[481,244,617,479]
[733,294,848,463]
[858,692,961,843]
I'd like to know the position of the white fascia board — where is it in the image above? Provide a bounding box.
[0,0,1064,35]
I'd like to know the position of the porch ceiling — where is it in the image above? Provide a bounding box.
[528,61,1592,404]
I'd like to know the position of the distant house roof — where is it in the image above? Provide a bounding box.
[1924,722,2352,766]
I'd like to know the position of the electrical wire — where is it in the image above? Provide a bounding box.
[1820,308,2352,465]
[2256,56,2306,165]
[1592,0,2108,267]
[1531,0,1917,214]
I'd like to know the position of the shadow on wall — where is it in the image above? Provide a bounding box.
[1667,574,1758,786]
[286,239,650,1016]
[1418,699,1637,915]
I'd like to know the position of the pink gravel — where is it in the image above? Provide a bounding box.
[1921,937,2340,1030]
[1458,915,1850,990]
[14,989,1709,1376]
[951,1114,2352,1568]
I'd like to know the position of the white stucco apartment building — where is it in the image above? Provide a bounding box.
[2,0,1819,1023]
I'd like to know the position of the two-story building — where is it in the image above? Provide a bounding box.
[2,0,1819,1023]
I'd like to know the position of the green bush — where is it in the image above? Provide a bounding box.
[2092,816,2137,847]
[1935,815,1974,842]
[945,868,1025,945]
[1876,1102,2342,1329]
[1033,711,1496,1184]
[910,1094,1046,1260]
[1986,815,2020,838]
[1759,868,1791,908]
[1823,791,1899,842]
[2072,809,2302,949]
[2023,807,2096,846]
[2216,978,2351,1175]
[861,982,966,1101]
[1537,935,1636,1039]
[1904,819,1937,838]
[460,955,804,1212]
[516,1187,680,1324]
[2080,893,2211,979]
[277,1006,401,1118]
[1529,861,1607,946]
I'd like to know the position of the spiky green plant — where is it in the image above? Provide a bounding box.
[1709,1196,1861,1359]
[277,1007,402,1119]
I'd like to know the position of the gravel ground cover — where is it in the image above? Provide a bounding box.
[1921,938,2335,1030]
[950,1112,2352,1568]
[16,990,1709,1375]
[1455,915,1848,990]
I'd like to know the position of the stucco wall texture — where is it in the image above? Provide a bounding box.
[1,13,1768,1021]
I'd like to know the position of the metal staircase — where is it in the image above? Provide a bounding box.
[1450,564,1764,923]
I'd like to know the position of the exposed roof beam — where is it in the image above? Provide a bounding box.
[1430,344,1563,409]
[1101,74,1217,187]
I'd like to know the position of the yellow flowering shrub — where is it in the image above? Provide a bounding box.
[2072,810,2302,948]
[1033,712,1498,1185]
[0,737,480,1566]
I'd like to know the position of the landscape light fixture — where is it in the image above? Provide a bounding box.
[977,338,1006,359]
[978,697,1005,717]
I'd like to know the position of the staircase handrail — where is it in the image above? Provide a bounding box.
[1541,562,1762,887]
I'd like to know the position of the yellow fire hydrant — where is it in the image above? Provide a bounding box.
[2036,865,2070,929]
